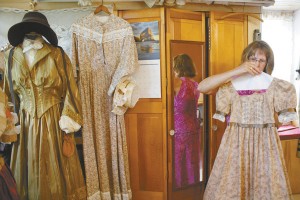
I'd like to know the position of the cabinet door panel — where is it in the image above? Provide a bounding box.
[120,8,167,200]
[209,11,247,171]
[166,8,206,200]
[281,139,300,194]
[125,114,164,194]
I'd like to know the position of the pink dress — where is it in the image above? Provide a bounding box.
[174,77,200,188]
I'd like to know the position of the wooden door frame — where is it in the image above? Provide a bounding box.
[166,8,207,200]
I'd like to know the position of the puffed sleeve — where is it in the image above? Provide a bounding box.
[60,49,83,127]
[274,79,298,123]
[213,83,232,122]
[107,25,139,96]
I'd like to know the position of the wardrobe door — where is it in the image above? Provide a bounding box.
[208,11,260,172]
[166,8,206,200]
[119,8,168,200]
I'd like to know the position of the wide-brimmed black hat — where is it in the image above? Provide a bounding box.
[8,11,58,47]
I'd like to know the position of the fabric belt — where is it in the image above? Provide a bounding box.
[229,122,276,128]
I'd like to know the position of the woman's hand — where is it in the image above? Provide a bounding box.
[198,61,263,94]
[237,61,262,76]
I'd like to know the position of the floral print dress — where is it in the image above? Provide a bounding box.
[204,78,297,200]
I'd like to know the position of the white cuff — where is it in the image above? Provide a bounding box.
[213,113,226,122]
[59,115,81,134]
[278,112,298,124]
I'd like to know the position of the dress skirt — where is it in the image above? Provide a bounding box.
[10,104,86,200]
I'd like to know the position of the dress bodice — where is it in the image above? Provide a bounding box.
[214,78,297,126]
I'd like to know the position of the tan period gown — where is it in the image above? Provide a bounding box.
[4,43,86,200]
[71,13,139,200]
[204,78,297,200]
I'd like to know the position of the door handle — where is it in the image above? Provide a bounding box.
[212,125,218,132]
[170,129,175,136]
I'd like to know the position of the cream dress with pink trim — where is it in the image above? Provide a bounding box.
[203,78,297,200]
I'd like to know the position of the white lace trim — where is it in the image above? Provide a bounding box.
[213,113,226,122]
[103,27,133,43]
[87,190,132,200]
[278,112,298,123]
[78,0,92,6]
[71,24,103,43]
[87,190,101,200]
[71,24,133,44]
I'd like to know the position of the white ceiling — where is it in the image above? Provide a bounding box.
[263,0,300,11]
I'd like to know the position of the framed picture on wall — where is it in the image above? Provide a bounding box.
[130,21,161,98]
[130,21,160,60]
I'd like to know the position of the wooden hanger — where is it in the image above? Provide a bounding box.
[94,0,111,15]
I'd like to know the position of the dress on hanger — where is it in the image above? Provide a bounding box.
[4,39,86,200]
[71,13,139,199]
[203,77,297,200]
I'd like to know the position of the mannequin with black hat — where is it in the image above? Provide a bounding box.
[4,11,86,199]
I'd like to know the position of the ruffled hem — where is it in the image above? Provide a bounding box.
[88,190,132,200]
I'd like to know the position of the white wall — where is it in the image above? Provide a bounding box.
[0,8,94,57]
[262,10,300,115]
[293,10,300,81]
[293,9,300,115]
[262,11,294,82]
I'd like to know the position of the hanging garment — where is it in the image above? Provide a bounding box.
[3,42,86,200]
[174,77,200,188]
[71,13,139,200]
[203,78,297,200]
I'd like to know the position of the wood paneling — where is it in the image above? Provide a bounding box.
[209,11,248,172]
[247,15,262,44]
[173,19,204,41]
[125,114,164,192]
[120,8,167,200]
[281,139,300,194]
[137,114,164,191]
[166,8,206,200]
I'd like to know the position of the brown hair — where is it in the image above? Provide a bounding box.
[173,54,196,78]
[241,40,274,75]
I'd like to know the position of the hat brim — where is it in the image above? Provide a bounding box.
[8,21,58,47]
